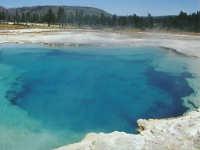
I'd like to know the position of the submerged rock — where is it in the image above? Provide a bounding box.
[56,108,200,150]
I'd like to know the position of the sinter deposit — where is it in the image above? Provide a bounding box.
[57,108,200,150]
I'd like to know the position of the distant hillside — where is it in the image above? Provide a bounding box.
[0,5,111,18]
[0,6,6,12]
[0,6,199,32]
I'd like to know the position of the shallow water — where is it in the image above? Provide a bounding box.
[0,44,195,149]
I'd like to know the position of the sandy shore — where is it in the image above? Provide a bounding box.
[1,28,200,149]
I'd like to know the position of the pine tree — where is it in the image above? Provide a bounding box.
[74,9,84,26]
[8,13,11,22]
[31,13,39,22]
[2,11,5,20]
[26,11,31,22]
[45,8,55,27]
[15,10,19,24]
[22,12,25,22]
[147,13,153,28]
[100,13,106,26]
[57,7,66,27]
[112,14,117,26]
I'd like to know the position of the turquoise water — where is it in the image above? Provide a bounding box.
[0,44,194,149]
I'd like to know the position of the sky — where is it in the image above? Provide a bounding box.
[1,0,199,16]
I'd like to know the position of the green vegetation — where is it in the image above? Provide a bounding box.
[45,8,56,27]
[0,6,199,32]
[57,7,67,27]
[154,11,200,32]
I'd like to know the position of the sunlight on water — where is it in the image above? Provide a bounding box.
[0,44,196,149]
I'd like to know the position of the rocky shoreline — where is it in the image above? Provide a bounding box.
[57,108,200,150]
[159,46,199,58]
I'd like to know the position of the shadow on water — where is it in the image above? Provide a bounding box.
[0,49,4,57]
[144,66,194,118]
[5,76,30,107]
[45,49,115,58]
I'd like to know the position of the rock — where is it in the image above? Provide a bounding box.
[56,108,200,150]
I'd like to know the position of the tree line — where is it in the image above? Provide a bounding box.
[0,8,200,32]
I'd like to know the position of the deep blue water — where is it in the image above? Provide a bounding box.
[0,45,194,149]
